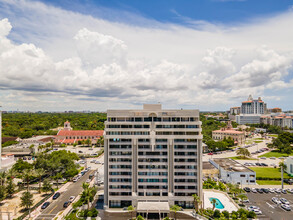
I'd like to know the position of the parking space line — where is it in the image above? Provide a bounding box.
[266,202,275,209]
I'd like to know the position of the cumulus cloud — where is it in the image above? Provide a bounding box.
[0,0,293,111]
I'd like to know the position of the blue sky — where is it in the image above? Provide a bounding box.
[0,0,293,111]
[37,0,293,25]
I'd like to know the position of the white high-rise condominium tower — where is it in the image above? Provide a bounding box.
[104,104,203,216]
[241,95,267,114]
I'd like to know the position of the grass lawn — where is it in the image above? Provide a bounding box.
[254,138,264,140]
[229,156,257,160]
[254,141,263,143]
[268,134,278,138]
[249,167,290,179]
[256,180,288,185]
[258,150,293,158]
[245,140,253,145]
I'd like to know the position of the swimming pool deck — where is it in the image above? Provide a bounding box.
[203,190,239,212]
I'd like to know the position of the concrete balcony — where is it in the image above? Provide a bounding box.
[109,168,132,172]
[138,169,167,172]
[138,182,168,186]
[173,169,197,172]
[137,175,168,179]
[174,176,197,179]
[109,188,132,192]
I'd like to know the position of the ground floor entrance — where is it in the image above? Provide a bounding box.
[136,202,169,220]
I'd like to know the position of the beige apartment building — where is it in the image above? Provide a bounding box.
[212,122,245,145]
[104,104,203,217]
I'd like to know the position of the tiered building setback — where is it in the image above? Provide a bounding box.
[104,104,203,211]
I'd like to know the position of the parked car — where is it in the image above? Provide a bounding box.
[270,157,276,159]
[63,201,70,208]
[95,161,101,164]
[280,198,290,205]
[251,188,257,193]
[78,151,83,153]
[86,179,91,183]
[282,189,287,194]
[72,177,78,182]
[241,198,250,203]
[269,188,275,193]
[272,197,282,205]
[253,210,262,215]
[260,163,268,167]
[90,160,96,163]
[263,188,269,193]
[248,206,260,212]
[281,204,291,211]
[53,192,60,200]
[208,153,213,155]
[69,196,76,203]
[275,188,282,194]
[255,163,261,166]
[284,179,293,185]
[256,188,264,193]
[244,187,251,192]
[41,202,50,209]
[260,157,266,160]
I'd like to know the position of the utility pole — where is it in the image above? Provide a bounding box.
[281,164,284,190]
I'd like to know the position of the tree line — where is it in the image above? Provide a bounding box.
[2,112,106,138]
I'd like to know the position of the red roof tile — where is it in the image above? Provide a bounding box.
[57,130,104,136]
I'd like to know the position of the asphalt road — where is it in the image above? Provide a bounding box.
[246,191,293,220]
[35,170,94,220]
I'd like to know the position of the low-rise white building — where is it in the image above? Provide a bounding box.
[236,114,261,125]
[209,158,256,185]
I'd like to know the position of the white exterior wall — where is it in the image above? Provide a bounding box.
[236,115,261,125]
[104,104,203,209]
[209,159,256,185]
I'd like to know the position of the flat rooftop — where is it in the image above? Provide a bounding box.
[203,161,217,170]
[212,158,253,173]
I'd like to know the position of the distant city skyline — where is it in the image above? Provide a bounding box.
[0,0,292,111]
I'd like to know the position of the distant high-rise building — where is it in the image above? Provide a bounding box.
[241,95,267,115]
[104,104,203,216]
[230,107,241,115]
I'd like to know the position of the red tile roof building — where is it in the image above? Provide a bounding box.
[55,121,104,144]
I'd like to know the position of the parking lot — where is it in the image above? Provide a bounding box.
[246,190,293,220]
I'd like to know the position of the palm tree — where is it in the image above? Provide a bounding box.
[35,168,46,193]
[170,205,181,220]
[211,198,217,210]
[29,144,35,153]
[20,191,33,216]
[53,172,63,189]
[192,194,201,212]
[42,178,52,195]
[127,205,135,220]
[0,171,7,186]
[6,168,16,180]
[22,169,35,192]
[81,182,95,209]
[236,148,251,159]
